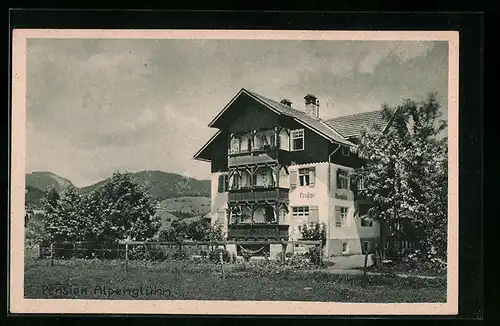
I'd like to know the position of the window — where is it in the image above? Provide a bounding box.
[279,129,290,150]
[217,174,229,193]
[230,135,241,154]
[337,169,349,189]
[363,241,370,253]
[335,206,349,227]
[291,129,304,151]
[342,242,350,254]
[342,146,350,156]
[292,206,309,218]
[298,167,315,186]
[357,176,366,190]
[269,133,276,147]
[230,173,240,190]
[246,138,252,152]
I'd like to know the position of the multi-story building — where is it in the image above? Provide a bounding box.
[194,88,389,258]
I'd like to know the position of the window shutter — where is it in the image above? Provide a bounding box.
[336,169,341,189]
[217,175,224,193]
[350,175,357,191]
[289,170,298,190]
[308,205,319,223]
[309,168,316,187]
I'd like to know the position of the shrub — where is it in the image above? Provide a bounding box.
[299,222,327,247]
[172,250,188,261]
[305,245,322,266]
[127,245,148,261]
[146,248,168,262]
[286,253,314,269]
[242,250,251,262]
[208,248,231,263]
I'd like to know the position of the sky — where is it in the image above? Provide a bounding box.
[26,38,448,187]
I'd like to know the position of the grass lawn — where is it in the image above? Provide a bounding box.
[24,256,447,302]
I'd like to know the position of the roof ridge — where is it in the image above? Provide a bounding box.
[325,109,384,122]
[244,88,354,145]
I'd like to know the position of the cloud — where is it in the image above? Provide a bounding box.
[357,41,435,74]
[25,39,447,186]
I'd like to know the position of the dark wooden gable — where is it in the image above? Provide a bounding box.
[194,131,229,172]
[278,115,331,165]
[211,92,280,133]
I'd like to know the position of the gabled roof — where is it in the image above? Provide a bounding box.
[208,88,355,146]
[193,129,222,161]
[324,109,388,138]
[245,90,353,146]
[195,88,369,162]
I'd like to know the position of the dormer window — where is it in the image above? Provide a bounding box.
[291,129,304,151]
[342,146,350,156]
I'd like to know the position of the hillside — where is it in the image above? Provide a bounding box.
[25,170,212,214]
[155,196,211,230]
[80,170,211,201]
[26,171,73,192]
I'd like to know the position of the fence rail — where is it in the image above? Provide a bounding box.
[38,239,324,269]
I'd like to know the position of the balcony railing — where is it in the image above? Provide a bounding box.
[228,187,289,203]
[227,224,289,240]
[228,146,278,166]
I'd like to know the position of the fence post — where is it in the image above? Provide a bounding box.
[319,241,324,267]
[125,243,129,272]
[363,251,369,278]
[219,251,225,279]
[281,242,286,265]
[50,243,54,267]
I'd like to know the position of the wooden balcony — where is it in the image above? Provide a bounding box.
[228,187,289,203]
[227,224,289,240]
[228,147,278,167]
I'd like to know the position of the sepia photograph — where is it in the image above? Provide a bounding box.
[10,29,459,315]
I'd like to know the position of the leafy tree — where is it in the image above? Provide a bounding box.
[356,92,447,262]
[42,172,160,247]
[93,172,161,243]
[25,211,47,247]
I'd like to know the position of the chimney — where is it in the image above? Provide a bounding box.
[304,94,319,119]
[280,98,292,107]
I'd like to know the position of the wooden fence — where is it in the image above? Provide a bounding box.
[40,240,324,269]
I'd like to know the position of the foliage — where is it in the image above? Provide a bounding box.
[242,250,251,262]
[298,222,327,247]
[158,218,225,242]
[25,185,46,210]
[208,248,231,263]
[43,186,91,243]
[305,246,323,266]
[41,172,161,247]
[356,92,448,263]
[25,212,47,247]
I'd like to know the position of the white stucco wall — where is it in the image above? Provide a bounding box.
[210,172,228,234]
[287,162,330,240]
[327,163,380,255]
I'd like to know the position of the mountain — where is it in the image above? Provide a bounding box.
[25,170,212,214]
[26,171,74,192]
[80,170,211,201]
